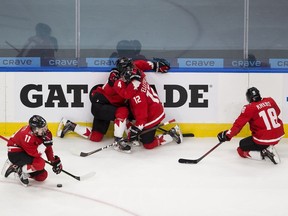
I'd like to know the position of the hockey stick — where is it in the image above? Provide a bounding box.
[79,118,176,157]
[178,142,223,164]
[157,127,195,137]
[44,160,95,181]
[0,135,95,181]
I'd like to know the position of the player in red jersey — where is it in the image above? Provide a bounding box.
[217,87,284,164]
[4,115,62,186]
[57,57,170,153]
[113,57,183,150]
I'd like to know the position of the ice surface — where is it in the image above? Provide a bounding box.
[1,136,288,216]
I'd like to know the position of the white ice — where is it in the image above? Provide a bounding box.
[1,136,288,216]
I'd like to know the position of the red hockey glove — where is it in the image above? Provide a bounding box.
[217,130,231,142]
[152,58,170,73]
[51,155,62,174]
[128,125,142,142]
[108,69,120,87]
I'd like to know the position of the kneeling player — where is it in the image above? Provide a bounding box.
[4,115,62,186]
[217,87,284,164]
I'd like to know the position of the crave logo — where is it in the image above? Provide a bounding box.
[20,84,210,108]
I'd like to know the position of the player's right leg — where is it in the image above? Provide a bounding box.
[113,107,131,153]
[5,152,46,186]
[237,136,280,164]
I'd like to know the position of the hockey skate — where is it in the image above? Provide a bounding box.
[168,125,183,144]
[131,140,141,147]
[16,167,30,187]
[1,159,12,176]
[261,145,280,164]
[113,137,131,153]
[57,118,76,138]
[4,164,18,178]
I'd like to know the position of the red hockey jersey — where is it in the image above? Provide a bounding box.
[226,97,284,145]
[95,83,127,107]
[113,60,164,128]
[114,77,165,129]
[7,125,54,161]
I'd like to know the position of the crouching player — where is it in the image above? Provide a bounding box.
[217,87,284,164]
[4,115,62,186]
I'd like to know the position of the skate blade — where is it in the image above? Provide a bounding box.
[57,118,67,137]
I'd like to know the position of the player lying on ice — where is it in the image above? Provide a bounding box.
[217,87,284,164]
[57,57,183,153]
[3,115,62,186]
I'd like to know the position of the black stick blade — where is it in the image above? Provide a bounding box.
[183,133,194,137]
[80,152,90,157]
[178,158,199,164]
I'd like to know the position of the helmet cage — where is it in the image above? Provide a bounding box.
[33,125,48,137]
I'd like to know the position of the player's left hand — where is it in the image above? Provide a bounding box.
[129,125,142,142]
[51,155,62,174]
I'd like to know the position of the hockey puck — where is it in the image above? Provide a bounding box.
[57,184,62,188]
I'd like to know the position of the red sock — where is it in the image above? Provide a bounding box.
[89,131,104,142]
[237,147,251,158]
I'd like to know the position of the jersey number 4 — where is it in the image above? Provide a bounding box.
[259,108,281,130]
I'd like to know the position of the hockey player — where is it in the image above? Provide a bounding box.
[58,80,131,153]
[217,87,284,164]
[57,57,170,153]
[113,58,183,149]
[4,115,62,186]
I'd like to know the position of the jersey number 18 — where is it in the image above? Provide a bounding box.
[259,108,281,130]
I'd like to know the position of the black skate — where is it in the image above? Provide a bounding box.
[16,167,30,187]
[58,118,76,138]
[113,137,131,153]
[261,145,280,165]
[5,164,18,178]
[168,125,183,144]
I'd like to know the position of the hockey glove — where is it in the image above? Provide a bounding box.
[51,155,62,174]
[217,130,230,142]
[129,125,142,142]
[152,58,170,73]
[108,69,120,87]
[129,69,141,82]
